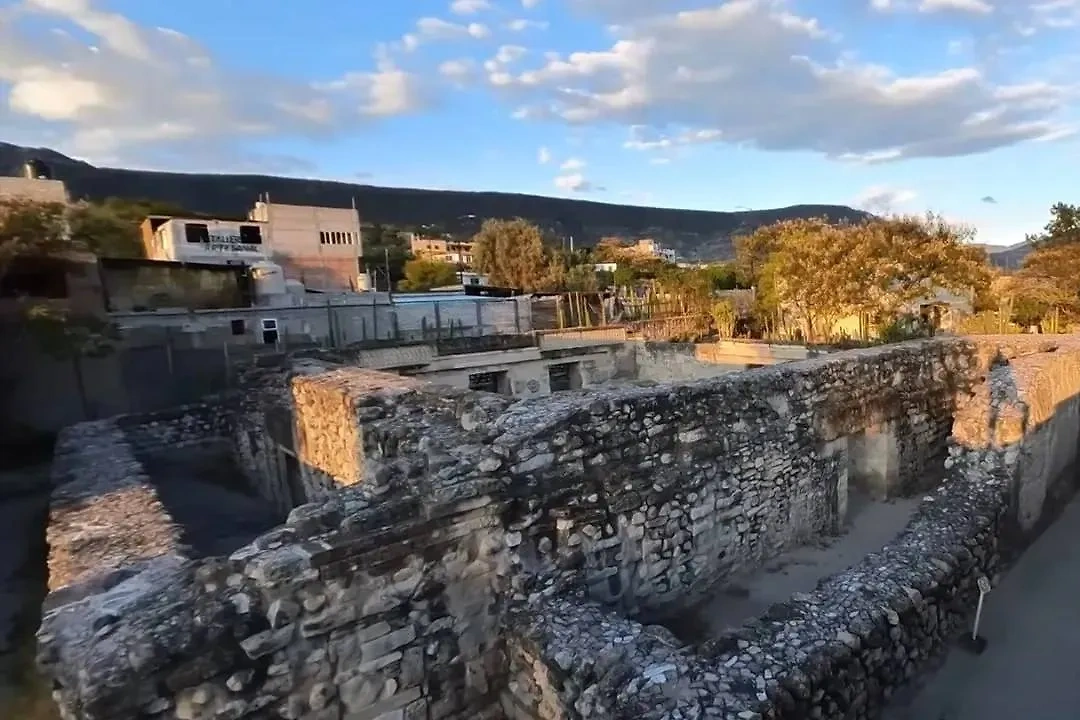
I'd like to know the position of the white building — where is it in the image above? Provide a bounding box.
[141,216,270,266]
[140,199,366,290]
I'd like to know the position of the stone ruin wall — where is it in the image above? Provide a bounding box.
[45,402,231,595]
[506,336,1080,719]
[34,336,1080,720]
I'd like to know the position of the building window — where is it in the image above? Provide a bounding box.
[260,318,279,344]
[239,225,262,245]
[468,371,508,395]
[230,318,246,336]
[548,363,582,392]
[185,223,210,243]
[320,231,328,245]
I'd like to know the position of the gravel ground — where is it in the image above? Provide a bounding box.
[669,490,922,641]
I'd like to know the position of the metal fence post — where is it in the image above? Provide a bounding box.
[475,300,483,336]
[434,301,442,340]
[223,341,231,388]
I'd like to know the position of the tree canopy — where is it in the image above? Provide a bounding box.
[1025,202,1080,248]
[472,218,551,291]
[398,259,458,291]
[736,214,991,342]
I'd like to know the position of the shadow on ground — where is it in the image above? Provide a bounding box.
[0,465,60,720]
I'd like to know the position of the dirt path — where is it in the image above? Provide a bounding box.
[670,491,922,640]
[883,495,1080,720]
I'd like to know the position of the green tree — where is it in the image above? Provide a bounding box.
[398,259,459,291]
[361,225,413,290]
[1026,202,1080,248]
[0,198,118,367]
[613,265,637,289]
[67,201,145,258]
[711,299,737,338]
[704,262,740,291]
[0,198,75,282]
[472,218,549,291]
[565,264,599,292]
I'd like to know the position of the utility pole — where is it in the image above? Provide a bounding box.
[384,247,392,296]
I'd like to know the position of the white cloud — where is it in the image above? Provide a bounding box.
[415,17,490,41]
[537,146,552,164]
[854,186,919,214]
[624,125,723,151]
[450,0,491,15]
[491,0,1072,162]
[439,58,476,84]
[554,172,595,192]
[0,0,426,170]
[507,18,550,31]
[522,0,542,8]
[873,0,1079,30]
[560,157,586,170]
[919,0,993,13]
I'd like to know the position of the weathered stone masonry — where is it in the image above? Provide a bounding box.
[35,336,1080,720]
[504,337,1080,719]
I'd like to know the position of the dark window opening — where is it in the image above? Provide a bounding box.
[0,257,71,299]
[468,371,507,394]
[230,318,246,336]
[184,223,210,243]
[261,318,279,345]
[239,225,263,245]
[548,363,582,392]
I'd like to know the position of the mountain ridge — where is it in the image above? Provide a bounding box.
[0,142,876,260]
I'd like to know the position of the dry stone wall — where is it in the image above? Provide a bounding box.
[40,337,1080,720]
[503,336,1080,720]
[488,339,976,615]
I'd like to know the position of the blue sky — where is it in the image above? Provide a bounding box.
[1,0,1079,245]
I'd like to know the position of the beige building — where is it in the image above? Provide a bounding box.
[409,234,475,267]
[0,175,69,204]
[248,201,363,290]
[628,238,677,262]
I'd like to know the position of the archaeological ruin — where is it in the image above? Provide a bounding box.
[33,334,1080,720]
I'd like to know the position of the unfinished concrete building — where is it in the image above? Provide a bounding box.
[34,334,1080,720]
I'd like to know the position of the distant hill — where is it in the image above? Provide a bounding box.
[984,242,1033,270]
[0,142,871,260]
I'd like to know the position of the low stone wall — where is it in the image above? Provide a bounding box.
[46,401,247,595]
[39,403,515,720]
[46,419,183,594]
[503,337,1080,719]
[631,340,817,382]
